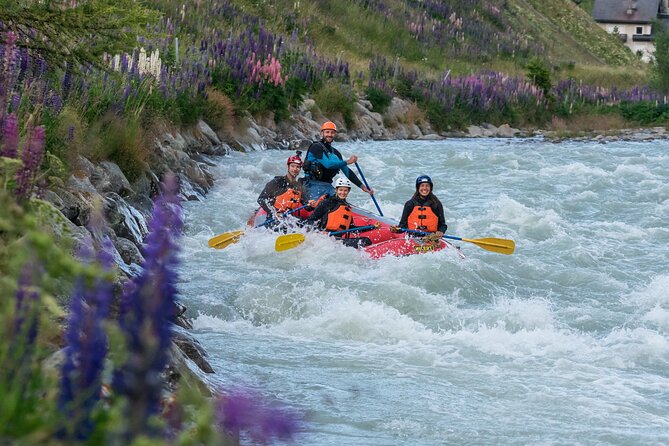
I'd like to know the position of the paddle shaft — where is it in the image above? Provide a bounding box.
[210,204,309,249]
[354,163,383,216]
[258,204,309,228]
[329,225,376,236]
[402,229,515,254]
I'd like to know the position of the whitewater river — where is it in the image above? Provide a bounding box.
[178,138,669,445]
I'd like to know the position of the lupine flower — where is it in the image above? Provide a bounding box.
[1,112,19,158]
[112,174,183,438]
[15,125,46,199]
[58,238,113,440]
[2,263,41,386]
[215,388,302,443]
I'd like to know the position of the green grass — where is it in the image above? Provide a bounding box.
[231,0,646,86]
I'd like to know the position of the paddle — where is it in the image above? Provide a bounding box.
[329,225,376,236]
[403,229,515,255]
[275,225,377,252]
[208,204,309,250]
[355,162,383,216]
[275,233,306,252]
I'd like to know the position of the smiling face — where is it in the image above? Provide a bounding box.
[336,186,350,200]
[322,129,336,143]
[287,162,301,178]
[418,182,431,197]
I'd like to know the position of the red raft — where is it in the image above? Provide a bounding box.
[248,206,464,259]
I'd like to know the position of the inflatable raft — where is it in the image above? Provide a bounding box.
[248,206,464,259]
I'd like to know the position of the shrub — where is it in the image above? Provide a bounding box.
[92,115,149,181]
[364,86,392,113]
[526,57,552,97]
[314,81,357,128]
[619,101,669,124]
[205,88,236,132]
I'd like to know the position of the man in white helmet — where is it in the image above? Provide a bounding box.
[305,177,379,248]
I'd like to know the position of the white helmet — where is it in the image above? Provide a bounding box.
[333,177,352,189]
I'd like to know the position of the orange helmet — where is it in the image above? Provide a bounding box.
[320,121,337,132]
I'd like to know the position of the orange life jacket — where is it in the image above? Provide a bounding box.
[325,204,353,232]
[407,205,439,232]
[274,188,302,212]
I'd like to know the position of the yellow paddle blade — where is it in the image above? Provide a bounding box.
[275,233,306,252]
[462,237,515,255]
[208,230,245,249]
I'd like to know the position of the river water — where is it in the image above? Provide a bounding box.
[178,138,669,445]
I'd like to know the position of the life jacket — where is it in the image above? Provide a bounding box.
[325,204,353,232]
[407,205,439,232]
[274,188,302,212]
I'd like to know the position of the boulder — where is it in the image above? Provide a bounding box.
[497,124,520,137]
[91,161,133,197]
[114,236,145,265]
[195,120,221,146]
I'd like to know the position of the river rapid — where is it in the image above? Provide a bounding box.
[178,138,669,445]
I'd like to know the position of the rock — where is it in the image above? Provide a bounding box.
[467,125,485,137]
[114,236,144,265]
[172,326,215,374]
[408,124,423,139]
[417,133,444,140]
[384,97,410,126]
[178,173,205,201]
[497,124,520,137]
[481,123,498,137]
[91,161,133,197]
[62,175,105,227]
[196,120,221,146]
[103,192,149,245]
[72,156,96,178]
[359,99,374,111]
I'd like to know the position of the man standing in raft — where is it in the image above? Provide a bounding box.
[257,152,317,220]
[394,175,447,238]
[302,121,375,200]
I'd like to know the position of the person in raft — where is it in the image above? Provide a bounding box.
[257,152,318,225]
[302,120,374,201]
[305,177,380,248]
[392,175,447,238]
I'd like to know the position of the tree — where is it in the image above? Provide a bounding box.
[525,57,552,98]
[650,21,669,93]
[0,0,157,69]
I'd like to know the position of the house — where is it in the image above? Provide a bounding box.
[592,0,669,61]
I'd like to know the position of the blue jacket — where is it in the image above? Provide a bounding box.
[304,139,363,187]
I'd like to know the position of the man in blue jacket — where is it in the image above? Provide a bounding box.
[302,121,374,200]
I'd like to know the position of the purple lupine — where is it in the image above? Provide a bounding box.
[3,263,41,386]
[1,112,18,158]
[12,264,40,347]
[215,389,302,443]
[15,125,46,199]
[58,237,113,440]
[112,174,183,438]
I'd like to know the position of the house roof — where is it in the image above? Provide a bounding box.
[592,0,661,23]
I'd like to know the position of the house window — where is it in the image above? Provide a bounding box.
[636,26,643,34]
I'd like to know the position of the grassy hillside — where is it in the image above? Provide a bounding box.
[217,0,642,82]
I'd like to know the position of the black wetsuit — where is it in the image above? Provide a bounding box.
[398,194,448,233]
[257,175,308,215]
[306,196,372,248]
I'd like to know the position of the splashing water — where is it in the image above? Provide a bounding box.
[179,138,669,445]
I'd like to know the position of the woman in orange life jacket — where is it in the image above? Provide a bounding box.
[393,175,447,238]
[257,152,318,226]
[305,177,380,248]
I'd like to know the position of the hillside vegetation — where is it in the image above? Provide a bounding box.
[212,0,641,78]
